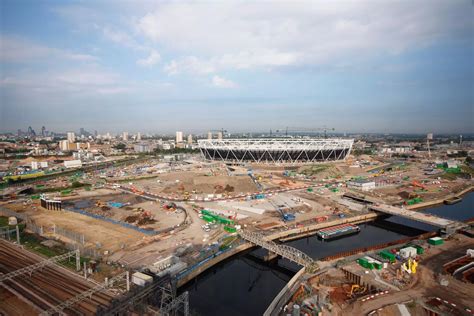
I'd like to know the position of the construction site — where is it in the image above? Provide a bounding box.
[1,135,473,315]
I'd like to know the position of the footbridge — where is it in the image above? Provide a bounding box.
[369,204,468,234]
[239,230,318,272]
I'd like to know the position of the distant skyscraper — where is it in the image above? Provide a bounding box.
[207,131,212,140]
[79,127,86,136]
[217,131,223,140]
[176,131,183,143]
[28,126,36,136]
[41,126,46,136]
[187,134,193,145]
[67,132,75,143]
[122,132,129,141]
[136,132,141,141]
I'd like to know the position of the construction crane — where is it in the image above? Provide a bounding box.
[275,126,335,138]
[209,128,227,139]
[268,198,295,222]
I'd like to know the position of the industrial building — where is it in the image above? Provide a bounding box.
[197,138,354,163]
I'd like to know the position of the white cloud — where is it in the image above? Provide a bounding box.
[1,66,131,97]
[137,1,471,73]
[0,35,97,63]
[136,50,161,67]
[164,56,215,75]
[212,75,237,88]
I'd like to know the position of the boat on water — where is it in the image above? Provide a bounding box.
[316,223,360,240]
[444,196,462,205]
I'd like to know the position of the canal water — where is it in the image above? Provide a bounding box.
[180,192,473,316]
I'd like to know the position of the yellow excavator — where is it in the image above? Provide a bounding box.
[346,284,366,297]
[401,258,418,274]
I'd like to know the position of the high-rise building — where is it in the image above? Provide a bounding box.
[28,126,36,136]
[217,131,223,140]
[136,132,141,141]
[67,132,75,143]
[59,140,69,151]
[176,131,183,143]
[41,126,46,136]
[187,134,193,145]
[122,132,129,141]
[207,131,212,140]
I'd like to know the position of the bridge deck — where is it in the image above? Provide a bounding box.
[370,204,457,228]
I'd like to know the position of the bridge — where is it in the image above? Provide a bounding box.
[369,203,468,234]
[239,230,318,272]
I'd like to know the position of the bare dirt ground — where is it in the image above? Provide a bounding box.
[63,193,184,231]
[133,170,257,195]
[7,202,145,252]
[110,201,220,268]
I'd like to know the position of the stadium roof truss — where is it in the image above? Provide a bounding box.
[197,138,354,164]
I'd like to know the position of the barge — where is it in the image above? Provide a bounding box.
[444,196,462,205]
[316,223,360,240]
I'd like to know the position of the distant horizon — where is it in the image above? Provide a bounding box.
[1,1,473,134]
[2,127,473,138]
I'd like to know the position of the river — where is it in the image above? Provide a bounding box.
[180,192,473,316]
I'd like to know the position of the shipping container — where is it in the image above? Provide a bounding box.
[379,250,396,263]
[357,258,374,269]
[202,215,215,222]
[224,226,237,233]
[413,245,424,254]
[428,237,444,246]
[400,247,417,259]
[132,272,153,287]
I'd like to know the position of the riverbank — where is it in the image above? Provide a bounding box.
[177,212,380,287]
[407,184,473,210]
[177,187,473,289]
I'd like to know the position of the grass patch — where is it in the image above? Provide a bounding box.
[299,164,329,176]
[0,216,9,227]
[20,232,90,269]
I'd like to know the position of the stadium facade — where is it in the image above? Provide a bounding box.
[198,138,354,164]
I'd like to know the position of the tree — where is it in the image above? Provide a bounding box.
[114,143,126,150]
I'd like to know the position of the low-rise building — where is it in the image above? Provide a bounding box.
[64,159,82,168]
[347,179,376,191]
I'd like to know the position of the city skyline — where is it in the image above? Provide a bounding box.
[1,0,473,134]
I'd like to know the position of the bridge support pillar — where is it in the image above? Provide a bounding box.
[263,251,279,262]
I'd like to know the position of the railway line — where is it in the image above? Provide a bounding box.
[0,240,114,315]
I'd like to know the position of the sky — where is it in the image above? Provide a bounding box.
[0,0,473,134]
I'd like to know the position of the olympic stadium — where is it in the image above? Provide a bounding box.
[197,138,354,164]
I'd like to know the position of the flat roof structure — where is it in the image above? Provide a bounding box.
[198,138,354,164]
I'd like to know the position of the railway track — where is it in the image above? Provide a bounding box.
[0,240,114,315]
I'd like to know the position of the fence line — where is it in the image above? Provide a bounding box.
[0,207,101,259]
[65,206,157,235]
